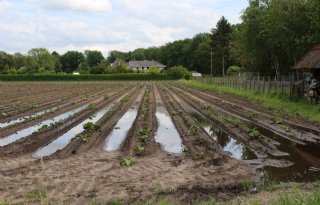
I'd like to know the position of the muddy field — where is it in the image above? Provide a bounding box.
[0,81,319,204]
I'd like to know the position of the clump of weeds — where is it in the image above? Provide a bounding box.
[197,152,206,160]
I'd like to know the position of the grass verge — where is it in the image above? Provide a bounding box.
[179,80,320,123]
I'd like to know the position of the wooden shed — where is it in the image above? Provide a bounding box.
[292,44,320,97]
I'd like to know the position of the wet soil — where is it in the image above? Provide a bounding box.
[0,82,319,204]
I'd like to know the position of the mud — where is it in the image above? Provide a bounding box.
[0,82,319,204]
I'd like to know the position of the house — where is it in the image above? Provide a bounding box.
[128,60,166,72]
[293,43,320,97]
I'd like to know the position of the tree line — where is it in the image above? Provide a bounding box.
[0,0,319,77]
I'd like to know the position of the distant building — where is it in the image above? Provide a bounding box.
[128,60,166,72]
[191,71,202,77]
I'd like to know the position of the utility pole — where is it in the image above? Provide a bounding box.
[211,48,213,77]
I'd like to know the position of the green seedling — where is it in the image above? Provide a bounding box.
[0,111,7,118]
[87,103,97,110]
[133,145,145,154]
[37,124,48,132]
[245,111,256,119]
[197,152,206,160]
[77,134,92,143]
[189,124,202,134]
[121,157,135,166]
[272,117,283,124]
[12,100,20,108]
[248,127,261,139]
[83,122,100,131]
[201,104,212,110]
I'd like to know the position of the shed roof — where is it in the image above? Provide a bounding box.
[128,60,166,68]
[294,44,320,70]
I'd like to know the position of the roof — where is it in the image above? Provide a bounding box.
[128,60,166,68]
[294,44,320,70]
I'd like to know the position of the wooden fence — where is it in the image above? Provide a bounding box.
[196,76,295,96]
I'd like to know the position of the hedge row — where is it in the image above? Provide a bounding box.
[0,74,173,81]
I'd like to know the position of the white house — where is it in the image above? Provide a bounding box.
[128,60,166,72]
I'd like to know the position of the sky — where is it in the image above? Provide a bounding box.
[0,0,248,57]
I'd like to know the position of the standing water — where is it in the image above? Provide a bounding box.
[0,105,87,147]
[33,104,113,158]
[0,106,60,129]
[178,98,256,160]
[104,105,139,152]
[154,106,183,155]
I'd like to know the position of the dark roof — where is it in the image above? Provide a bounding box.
[128,60,166,68]
[294,44,320,70]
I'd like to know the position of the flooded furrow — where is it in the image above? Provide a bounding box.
[33,104,114,158]
[0,106,61,129]
[154,106,183,155]
[0,105,87,147]
[104,105,139,152]
[104,88,146,152]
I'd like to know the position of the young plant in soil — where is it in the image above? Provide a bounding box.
[189,124,202,134]
[245,111,257,119]
[248,127,261,139]
[197,151,206,160]
[37,124,49,133]
[77,134,92,143]
[83,122,100,131]
[138,128,152,142]
[133,145,145,155]
[121,157,135,166]
[87,103,97,110]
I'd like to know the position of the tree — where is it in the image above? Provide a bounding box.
[0,51,13,73]
[211,16,232,76]
[60,51,85,73]
[84,50,104,67]
[28,48,56,72]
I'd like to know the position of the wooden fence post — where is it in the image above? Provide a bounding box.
[262,76,266,93]
[274,76,277,93]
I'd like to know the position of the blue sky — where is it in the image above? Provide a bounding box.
[0,0,248,56]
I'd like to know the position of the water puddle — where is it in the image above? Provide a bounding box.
[256,136,320,183]
[33,105,113,158]
[184,105,256,160]
[0,106,60,129]
[0,105,87,147]
[104,105,139,152]
[154,106,183,155]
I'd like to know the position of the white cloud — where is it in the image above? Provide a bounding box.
[0,0,248,56]
[39,0,112,12]
[0,0,12,12]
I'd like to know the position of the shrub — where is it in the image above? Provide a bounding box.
[165,66,190,79]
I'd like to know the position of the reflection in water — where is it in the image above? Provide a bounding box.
[184,104,256,160]
[154,106,183,155]
[0,105,87,147]
[104,106,139,152]
[33,105,112,158]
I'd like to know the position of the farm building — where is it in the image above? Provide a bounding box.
[128,60,166,72]
[293,43,320,98]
